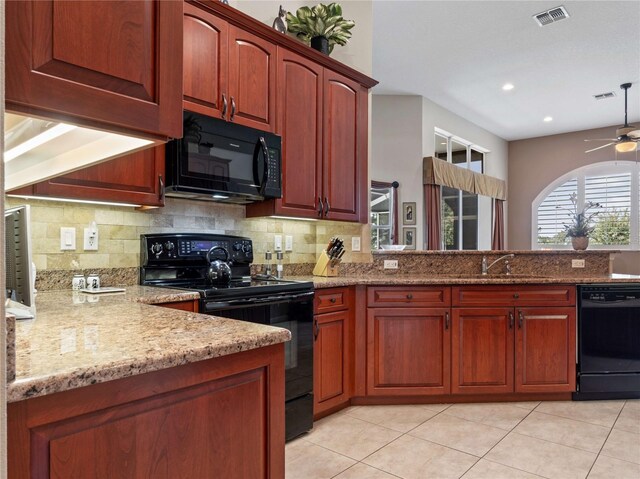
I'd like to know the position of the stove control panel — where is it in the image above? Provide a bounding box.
[141,234,253,265]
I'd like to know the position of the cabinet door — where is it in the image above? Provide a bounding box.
[183,3,228,119]
[274,48,324,219]
[227,25,276,132]
[515,307,576,393]
[367,308,450,396]
[452,308,514,394]
[6,0,182,139]
[314,310,351,414]
[322,70,368,222]
[29,146,166,207]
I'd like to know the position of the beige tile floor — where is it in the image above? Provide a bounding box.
[286,400,640,479]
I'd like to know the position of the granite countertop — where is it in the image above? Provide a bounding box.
[7,286,291,403]
[294,274,640,289]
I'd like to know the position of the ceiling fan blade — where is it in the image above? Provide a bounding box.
[585,143,615,153]
[629,129,640,139]
[584,139,617,142]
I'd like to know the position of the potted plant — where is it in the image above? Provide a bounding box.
[561,193,601,250]
[286,3,355,55]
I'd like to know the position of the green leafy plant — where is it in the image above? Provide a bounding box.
[560,193,601,238]
[286,3,355,53]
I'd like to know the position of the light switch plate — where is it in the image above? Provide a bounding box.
[60,227,76,251]
[572,259,585,268]
[352,236,361,252]
[384,260,398,269]
[274,235,283,251]
[285,235,293,252]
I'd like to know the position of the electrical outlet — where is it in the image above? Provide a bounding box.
[285,235,293,252]
[384,260,398,269]
[274,235,283,251]
[60,227,76,251]
[84,227,99,251]
[352,236,361,252]
[572,259,585,268]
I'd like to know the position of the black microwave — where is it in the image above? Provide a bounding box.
[165,111,282,203]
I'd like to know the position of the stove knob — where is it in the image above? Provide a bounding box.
[243,243,252,254]
[164,241,175,252]
[233,242,243,252]
[150,243,163,255]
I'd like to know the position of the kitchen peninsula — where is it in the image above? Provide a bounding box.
[7,286,290,478]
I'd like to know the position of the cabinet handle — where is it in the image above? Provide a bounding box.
[509,311,514,329]
[313,319,319,341]
[222,93,227,118]
[317,197,324,217]
[324,197,330,216]
[230,96,236,121]
[518,310,524,329]
[513,293,519,299]
[330,298,337,303]
[158,174,165,203]
[406,293,413,300]
[445,312,450,330]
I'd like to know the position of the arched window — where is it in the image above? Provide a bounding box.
[532,161,639,250]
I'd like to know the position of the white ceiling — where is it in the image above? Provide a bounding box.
[372,1,640,141]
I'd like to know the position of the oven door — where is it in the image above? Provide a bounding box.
[204,291,314,401]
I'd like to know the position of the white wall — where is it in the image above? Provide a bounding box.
[371,95,424,247]
[372,94,508,250]
[233,0,372,75]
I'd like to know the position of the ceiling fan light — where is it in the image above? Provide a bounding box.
[615,141,637,153]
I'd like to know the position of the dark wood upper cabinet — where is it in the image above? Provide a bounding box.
[183,2,228,119]
[227,26,277,132]
[6,0,183,140]
[247,51,370,222]
[182,4,276,132]
[322,71,368,222]
[15,146,166,207]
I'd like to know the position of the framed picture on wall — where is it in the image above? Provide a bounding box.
[402,202,416,225]
[403,227,416,250]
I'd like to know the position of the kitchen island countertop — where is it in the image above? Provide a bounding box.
[291,273,640,289]
[8,286,290,403]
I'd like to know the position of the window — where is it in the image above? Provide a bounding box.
[533,161,639,249]
[435,129,487,250]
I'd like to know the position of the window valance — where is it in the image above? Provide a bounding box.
[423,156,507,200]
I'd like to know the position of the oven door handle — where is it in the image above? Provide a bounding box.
[205,291,315,311]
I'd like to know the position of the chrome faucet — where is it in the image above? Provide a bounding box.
[482,254,515,275]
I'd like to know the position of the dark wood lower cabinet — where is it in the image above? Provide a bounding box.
[451,308,514,395]
[314,310,350,414]
[516,307,576,393]
[158,299,199,313]
[8,344,285,479]
[367,308,450,396]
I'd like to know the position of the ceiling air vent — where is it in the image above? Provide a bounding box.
[593,92,616,100]
[533,6,570,27]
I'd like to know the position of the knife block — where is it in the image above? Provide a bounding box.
[313,251,339,277]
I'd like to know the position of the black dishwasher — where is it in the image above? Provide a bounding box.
[575,284,640,400]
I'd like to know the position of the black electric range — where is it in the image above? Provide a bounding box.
[140,233,314,441]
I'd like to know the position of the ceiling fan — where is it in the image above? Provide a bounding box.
[585,82,640,153]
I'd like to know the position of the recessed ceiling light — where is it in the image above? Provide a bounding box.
[543,116,553,122]
[502,83,514,91]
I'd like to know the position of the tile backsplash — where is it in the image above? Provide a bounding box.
[6,196,372,272]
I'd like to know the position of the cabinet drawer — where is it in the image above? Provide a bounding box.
[368,287,451,308]
[315,287,350,313]
[452,285,575,307]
